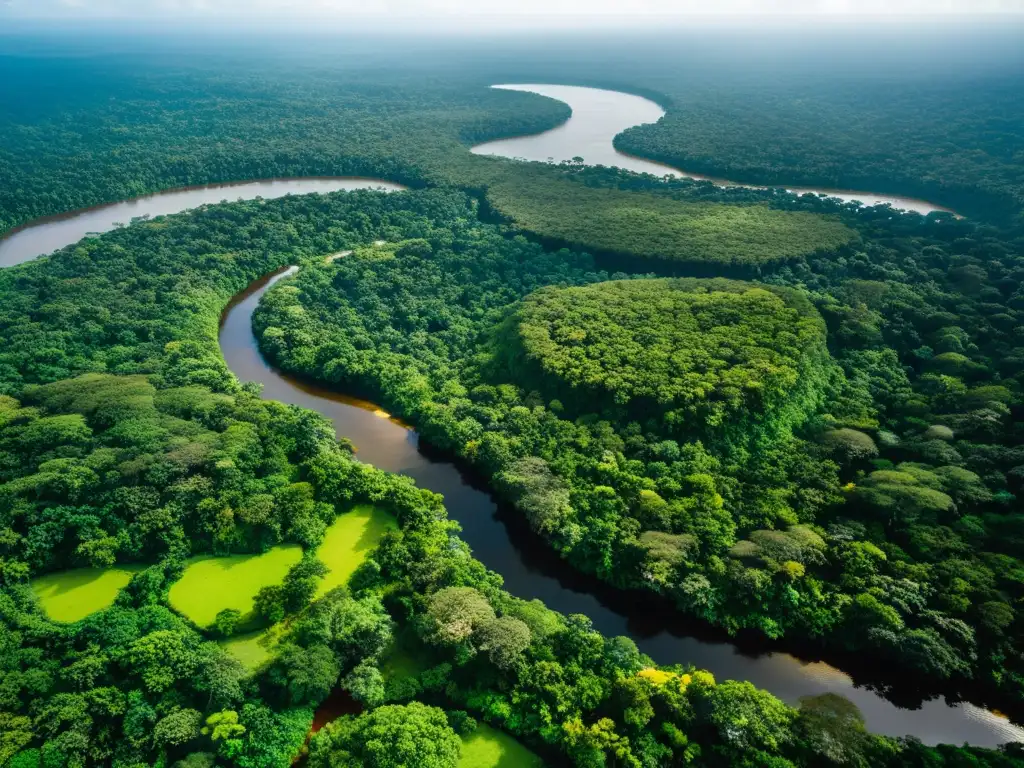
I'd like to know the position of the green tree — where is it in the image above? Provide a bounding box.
[692,679,795,755]
[268,643,340,706]
[253,585,286,625]
[476,616,532,669]
[127,630,198,694]
[308,703,461,768]
[425,587,495,646]
[343,661,386,707]
[212,609,242,638]
[0,713,33,766]
[821,429,879,465]
[202,711,246,742]
[154,708,203,748]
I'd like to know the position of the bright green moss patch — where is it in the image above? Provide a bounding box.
[169,545,302,628]
[315,505,397,598]
[221,630,275,671]
[221,623,288,671]
[213,507,394,666]
[459,726,544,768]
[31,566,142,623]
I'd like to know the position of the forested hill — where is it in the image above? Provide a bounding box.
[253,183,1024,724]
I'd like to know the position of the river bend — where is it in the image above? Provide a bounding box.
[471,84,956,216]
[0,170,1013,744]
[0,178,406,268]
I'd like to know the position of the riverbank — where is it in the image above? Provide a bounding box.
[1,176,1017,746]
[222,264,1023,747]
[471,83,957,217]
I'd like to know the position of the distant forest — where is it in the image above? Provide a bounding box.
[2,28,1022,241]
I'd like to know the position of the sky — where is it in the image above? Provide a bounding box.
[2,0,1023,23]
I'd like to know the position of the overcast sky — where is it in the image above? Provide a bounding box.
[2,0,1022,21]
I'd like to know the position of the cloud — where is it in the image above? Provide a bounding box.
[2,0,1022,23]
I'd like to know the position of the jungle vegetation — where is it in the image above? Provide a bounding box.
[252,184,1024,722]
[0,186,1020,767]
[0,28,1023,768]
[482,178,855,266]
[496,278,831,437]
[0,47,856,273]
[614,73,1024,225]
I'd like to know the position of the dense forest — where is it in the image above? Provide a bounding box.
[1,27,1023,768]
[481,175,855,267]
[0,50,863,273]
[449,28,1024,223]
[5,187,1022,767]
[614,75,1024,225]
[496,278,831,435]
[2,27,1023,236]
[253,183,1024,722]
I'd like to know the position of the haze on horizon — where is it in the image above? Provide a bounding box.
[2,0,1023,30]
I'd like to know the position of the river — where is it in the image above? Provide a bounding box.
[0,179,1017,744]
[220,266,1022,748]
[0,178,406,269]
[470,84,957,217]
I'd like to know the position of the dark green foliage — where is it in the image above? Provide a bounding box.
[249,176,1024,715]
[213,609,242,639]
[251,197,846,650]
[615,74,1024,223]
[0,48,855,278]
[0,38,1023,768]
[0,188,1019,768]
[0,373,339,572]
[267,644,340,706]
[293,590,394,670]
[253,587,287,625]
[794,694,873,766]
[343,662,386,707]
[0,187,476,395]
[0,54,564,239]
[821,429,879,464]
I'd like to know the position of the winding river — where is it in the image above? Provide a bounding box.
[220,269,1021,748]
[471,84,956,216]
[0,107,1015,746]
[0,178,406,268]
